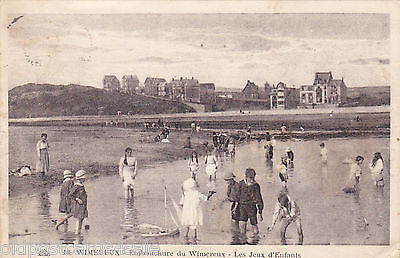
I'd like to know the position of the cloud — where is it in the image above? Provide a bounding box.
[345,58,390,65]
[137,56,181,64]
[239,62,267,70]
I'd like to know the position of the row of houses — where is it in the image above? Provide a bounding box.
[103,75,216,105]
[238,72,347,109]
[104,71,347,110]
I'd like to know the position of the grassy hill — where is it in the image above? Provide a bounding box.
[345,86,390,106]
[8,83,195,118]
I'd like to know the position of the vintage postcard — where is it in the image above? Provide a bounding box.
[1,1,399,258]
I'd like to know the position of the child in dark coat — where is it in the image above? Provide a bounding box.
[55,170,74,229]
[70,170,88,234]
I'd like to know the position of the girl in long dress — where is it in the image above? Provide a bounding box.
[180,177,212,240]
[36,133,50,174]
[369,152,384,187]
[187,151,199,181]
[119,148,137,199]
[204,149,218,182]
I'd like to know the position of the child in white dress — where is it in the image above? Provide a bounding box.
[119,148,137,199]
[180,177,213,240]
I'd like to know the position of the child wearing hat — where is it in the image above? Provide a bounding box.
[55,170,74,229]
[180,177,215,241]
[70,170,88,234]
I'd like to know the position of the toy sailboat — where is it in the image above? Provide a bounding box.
[140,186,180,238]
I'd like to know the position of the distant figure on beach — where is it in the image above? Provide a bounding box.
[236,168,264,244]
[191,121,196,133]
[205,149,218,183]
[369,152,384,187]
[55,170,74,229]
[188,151,199,181]
[36,133,50,175]
[212,132,219,148]
[227,138,236,158]
[70,170,88,234]
[343,156,364,194]
[184,136,192,149]
[281,125,288,134]
[267,191,303,245]
[180,177,214,242]
[264,144,273,161]
[265,132,271,143]
[320,143,328,163]
[119,148,137,199]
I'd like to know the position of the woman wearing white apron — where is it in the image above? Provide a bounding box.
[119,148,137,199]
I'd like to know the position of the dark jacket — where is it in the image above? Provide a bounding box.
[59,179,74,213]
[236,180,264,214]
[69,183,88,219]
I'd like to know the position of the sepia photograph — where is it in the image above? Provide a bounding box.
[1,1,399,257]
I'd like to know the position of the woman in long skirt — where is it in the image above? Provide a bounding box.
[36,133,50,174]
[369,152,384,187]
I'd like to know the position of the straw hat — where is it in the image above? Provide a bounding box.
[183,178,196,191]
[286,147,291,152]
[75,170,86,180]
[63,170,73,179]
[224,172,236,180]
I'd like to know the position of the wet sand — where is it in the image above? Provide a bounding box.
[9,135,389,245]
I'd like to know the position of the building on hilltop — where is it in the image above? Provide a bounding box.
[103,75,120,91]
[121,75,139,95]
[300,72,347,107]
[242,80,260,99]
[144,77,167,96]
[269,82,299,109]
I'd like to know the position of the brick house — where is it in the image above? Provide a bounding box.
[121,75,139,95]
[269,82,299,109]
[144,77,167,96]
[242,80,259,99]
[300,72,347,107]
[103,75,120,91]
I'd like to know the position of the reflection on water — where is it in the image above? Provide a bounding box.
[9,137,390,245]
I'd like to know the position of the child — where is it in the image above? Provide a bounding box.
[369,152,384,187]
[236,168,264,243]
[188,151,199,181]
[180,177,214,241]
[205,149,218,182]
[277,155,289,189]
[264,144,273,161]
[70,170,88,234]
[119,148,137,199]
[343,156,364,193]
[267,191,303,245]
[285,147,294,170]
[320,143,328,163]
[36,133,50,174]
[55,170,74,229]
[227,138,236,158]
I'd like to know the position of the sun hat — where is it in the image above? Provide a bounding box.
[183,178,196,191]
[75,170,87,180]
[286,147,291,152]
[224,172,236,180]
[63,170,73,179]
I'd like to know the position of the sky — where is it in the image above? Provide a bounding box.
[7,13,390,89]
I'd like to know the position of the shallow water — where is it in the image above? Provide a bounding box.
[9,137,390,245]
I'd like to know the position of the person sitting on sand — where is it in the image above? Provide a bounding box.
[70,170,88,235]
[369,152,384,187]
[55,170,75,229]
[36,133,50,175]
[119,148,137,199]
[267,191,303,245]
[343,156,364,193]
[180,177,215,242]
